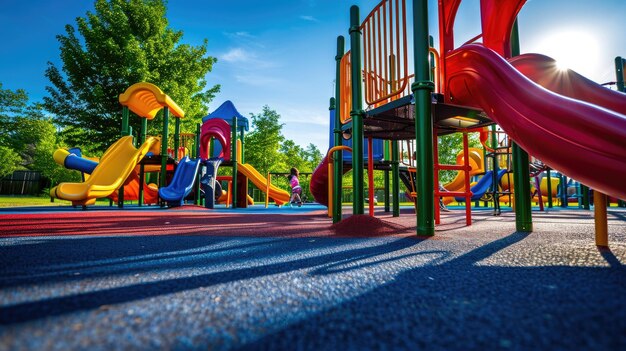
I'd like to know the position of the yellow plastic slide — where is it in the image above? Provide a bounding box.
[441,148,485,205]
[51,136,159,206]
[236,162,290,205]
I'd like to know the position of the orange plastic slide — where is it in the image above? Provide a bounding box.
[236,162,290,205]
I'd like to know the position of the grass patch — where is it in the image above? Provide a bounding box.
[0,196,74,208]
[0,196,113,208]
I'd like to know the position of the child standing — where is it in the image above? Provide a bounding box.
[288,167,302,207]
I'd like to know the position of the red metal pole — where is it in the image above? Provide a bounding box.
[368,137,375,216]
[463,132,472,225]
[433,129,440,224]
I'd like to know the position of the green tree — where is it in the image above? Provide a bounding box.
[280,140,306,171]
[0,83,29,149]
[437,133,481,183]
[303,143,323,172]
[244,106,285,176]
[7,116,55,167]
[33,147,82,191]
[1,83,82,186]
[0,146,21,178]
[44,0,220,152]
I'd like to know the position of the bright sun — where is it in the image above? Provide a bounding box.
[534,29,601,75]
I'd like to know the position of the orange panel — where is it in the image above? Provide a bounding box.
[360,0,410,106]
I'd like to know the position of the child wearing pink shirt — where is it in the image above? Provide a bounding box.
[288,167,302,207]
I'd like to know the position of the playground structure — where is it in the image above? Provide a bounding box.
[51,84,290,209]
[51,82,185,208]
[199,100,290,208]
[310,0,626,245]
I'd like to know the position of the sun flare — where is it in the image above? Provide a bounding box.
[534,29,601,75]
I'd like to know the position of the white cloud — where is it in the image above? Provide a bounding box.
[221,48,251,63]
[224,31,256,40]
[223,31,265,49]
[299,15,319,22]
[234,74,284,87]
[233,31,255,38]
[279,105,328,126]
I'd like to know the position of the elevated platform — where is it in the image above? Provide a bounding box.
[343,93,492,139]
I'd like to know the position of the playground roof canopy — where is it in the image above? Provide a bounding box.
[118,82,185,119]
[202,100,249,131]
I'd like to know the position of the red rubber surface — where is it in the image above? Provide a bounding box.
[0,207,417,238]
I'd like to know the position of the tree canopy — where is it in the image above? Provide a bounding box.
[244,106,323,176]
[0,84,79,183]
[244,106,286,176]
[44,0,220,152]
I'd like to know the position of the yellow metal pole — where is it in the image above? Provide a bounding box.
[265,173,271,208]
[328,161,334,217]
[226,181,232,208]
[594,191,608,247]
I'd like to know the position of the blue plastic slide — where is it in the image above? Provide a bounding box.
[455,169,507,202]
[158,156,202,207]
[200,157,223,209]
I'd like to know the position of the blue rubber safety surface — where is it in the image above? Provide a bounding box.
[1,208,625,350]
[0,202,328,215]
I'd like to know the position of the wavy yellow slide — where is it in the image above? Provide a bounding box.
[236,162,290,205]
[51,136,159,207]
[441,147,485,205]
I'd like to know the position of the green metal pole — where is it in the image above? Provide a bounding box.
[512,143,532,230]
[159,108,170,207]
[330,98,343,223]
[138,117,147,207]
[232,115,238,209]
[384,170,390,212]
[349,6,364,215]
[412,0,435,235]
[429,35,436,82]
[510,19,533,231]
[334,35,345,223]
[140,117,147,144]
[118,106,131,208]
[391,140,400,217]
[384,141,390,212]
[616,57,626,208]
[616,57,625,92]
[491,125,500,214]
[121,106,130,137]
[561,174,568,208]
[194,124,200,159]
[581,184,590,210]
[173,118,180,161]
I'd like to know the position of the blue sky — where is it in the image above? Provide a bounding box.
[1,0,625,153]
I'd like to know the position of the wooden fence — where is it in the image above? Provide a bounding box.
[0,171,45,195]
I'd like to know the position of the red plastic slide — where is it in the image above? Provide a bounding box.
[509,53,626,116]
[445,44,626,200]
[309,155,331,206]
